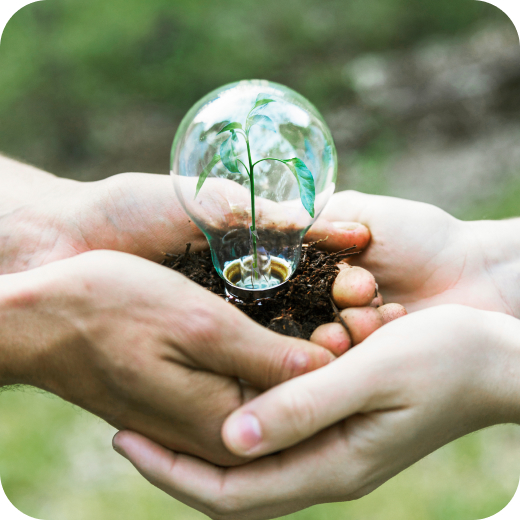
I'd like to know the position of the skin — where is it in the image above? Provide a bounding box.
[114,306,520,520]
[309,323,351,356]
[1,250,343,467]
[307,191,520,317]
[0,156,374,467]
[112,190,520,519]
[0,155,206,273]
[334,307,384,345]
[378,303,407,324]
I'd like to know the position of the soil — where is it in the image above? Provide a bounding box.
[162,243,359,339]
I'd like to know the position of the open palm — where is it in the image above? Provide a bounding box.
[307,190,513,314]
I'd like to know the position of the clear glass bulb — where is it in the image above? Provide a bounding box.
[171,79,337,300]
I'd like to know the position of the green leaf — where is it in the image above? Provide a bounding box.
[245,114,276,134]
[220,130,241,174]
[195,154,221,198]
[217,122,243,135]
[247,94,275,121]
[252,94,275,112]
[283,158,316,218]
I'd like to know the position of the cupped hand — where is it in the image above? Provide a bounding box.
[306,190,518,316]
[0,162,369,274]
[0,166,206,273]
[112,305,520,519]
[1,250,341,467]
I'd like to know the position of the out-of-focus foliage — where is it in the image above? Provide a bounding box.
[0,0,505,179]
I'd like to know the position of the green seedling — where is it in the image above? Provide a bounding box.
[195,94,315,281]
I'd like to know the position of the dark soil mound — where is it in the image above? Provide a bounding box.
[162,243,358,339]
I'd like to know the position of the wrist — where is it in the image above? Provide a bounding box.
[0,265,81,392]
[483,310,520,425]
[464,219,520,318]
[0,272,50,388]
[0,175,91,274]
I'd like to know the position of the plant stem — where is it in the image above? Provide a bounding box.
[237,159,250,175]
[252,157,287,168]
[246,137,258,286]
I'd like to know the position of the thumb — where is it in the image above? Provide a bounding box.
[201,308,338,391]
[173,277,339,391]
[220,329,392,457]
[305,219,370,253]
[304,191,371,252]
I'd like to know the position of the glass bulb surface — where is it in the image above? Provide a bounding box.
[171,79,337,300]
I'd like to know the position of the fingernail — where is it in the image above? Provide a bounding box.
[332,221,362,231]
[226,413,263,454]
[112,439,127,459]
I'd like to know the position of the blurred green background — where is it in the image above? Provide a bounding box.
[1,0,520,519]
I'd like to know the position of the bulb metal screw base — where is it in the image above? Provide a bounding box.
[223,278,291,303]
[222,256,292,303]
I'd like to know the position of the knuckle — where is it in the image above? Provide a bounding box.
[180,303,221,345]
[279,345,312,380]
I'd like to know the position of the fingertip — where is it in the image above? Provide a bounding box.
[310,322,352,356]
[332,266,376,309]
[378,303,408,324]
[329,222,371,253]
[112,430,160,460]
[287,343,336,379]
[305,220,371,253]
[334,307,384,345]
[222,412,263,457]
[112,430,131,458]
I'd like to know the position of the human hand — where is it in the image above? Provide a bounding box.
[0,157,205,272]
[0,250,340,467]
[112,305,520,518]
[306,191,520,317]
[1,157,368,274]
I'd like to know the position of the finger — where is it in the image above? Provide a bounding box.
[221,325,399,457]
[378,303,408,324]
[210,312,338,390]
[113,427,347,519]
[305,220,370,253]
[333,307,383,345]
[113,430,228,514]
[332,266,377,308]
[310,322,351,356]
[174,281,337,391]
[370,289,384,308]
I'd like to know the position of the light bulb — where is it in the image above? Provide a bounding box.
[171,80,337,300]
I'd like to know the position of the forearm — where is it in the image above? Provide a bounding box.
[0,155,75,210]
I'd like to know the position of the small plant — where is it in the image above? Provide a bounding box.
[195,94,315,279]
